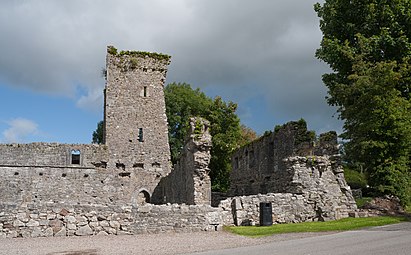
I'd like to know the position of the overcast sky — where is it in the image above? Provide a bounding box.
[0,0,339,144]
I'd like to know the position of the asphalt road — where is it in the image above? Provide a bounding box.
[188,222,411,255]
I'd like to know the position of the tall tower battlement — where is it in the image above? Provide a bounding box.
[104,46,171,181]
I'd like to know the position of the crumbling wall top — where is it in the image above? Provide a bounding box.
[229,120,341,196]
[107,45,171,65]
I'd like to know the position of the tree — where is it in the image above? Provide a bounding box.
[92,121,104,144]
[315,0,411,205]
[206,96,242,192]
[238,124,258,147]
[164,82,213,162]
[165,82,255,192]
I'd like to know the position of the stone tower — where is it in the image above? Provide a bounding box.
[104,46,171,195]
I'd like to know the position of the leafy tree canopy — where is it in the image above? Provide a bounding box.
[315,0,411,205]
[165,82,213,162]
[92,120,104,144]
[165,82,256,192]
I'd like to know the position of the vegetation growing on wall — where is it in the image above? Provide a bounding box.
[107,45,171,62]
[274,119,316,146]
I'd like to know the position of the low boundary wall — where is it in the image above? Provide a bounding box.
[0,203,220,238]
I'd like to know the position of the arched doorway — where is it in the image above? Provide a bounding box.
[137,190,150,205]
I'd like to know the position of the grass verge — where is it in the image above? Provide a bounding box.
[225,216,408,238]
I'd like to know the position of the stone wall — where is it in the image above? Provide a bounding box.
[0,203,220,238]
[0,143,107,168]
[0,47,175,206]
[132,203,220,233]
[0,164,157,207]
[0,143,143,207]
[220,154,357,226]
[0,46,360,238]
[229,120,339,196]
[284,155,356,219]
[218,193,314,226]
[153,118,212,205]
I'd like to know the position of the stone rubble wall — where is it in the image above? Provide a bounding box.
[219,154,357,226]
[0,143,107,168]
[229,121,338,196]
[218,193,315,226]
[0,164,159,207]
[0,203,220,238]
[218,185,355,226]
[0,45,361,238]
[132,203,220,234]
[283,155,357,220]
[153,118,212,205]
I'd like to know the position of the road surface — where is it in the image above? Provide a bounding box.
[0,222,409,254]
[188,222,411,255]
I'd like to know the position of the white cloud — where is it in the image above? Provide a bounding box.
[0,0,338,134]
[2,118,39,143]
[76,86,104,113]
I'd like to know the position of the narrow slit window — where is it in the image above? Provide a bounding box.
[71,150,81,165]
[249,150,255,167]
[234,157,239,169]
[138,128,144,142]
[143,86,147,97]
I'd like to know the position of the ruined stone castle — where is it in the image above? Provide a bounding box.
[0,47,357,238]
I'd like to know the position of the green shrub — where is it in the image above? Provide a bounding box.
[355,197,373,208]
[344,167,367,189]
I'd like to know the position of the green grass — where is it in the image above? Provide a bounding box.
[225,216,408,238]
[355,197,373,208]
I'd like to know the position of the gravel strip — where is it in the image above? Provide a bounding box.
[0,231,336,255]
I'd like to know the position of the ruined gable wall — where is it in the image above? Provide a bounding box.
[220,155,357,226]
[225,122,356,224]
[284,156,357,219]
[230,121,316,195]
[153,118,212,205]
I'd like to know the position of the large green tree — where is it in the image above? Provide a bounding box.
[165,82,255,192]
[165,82,213,162]
[315,0,411,205]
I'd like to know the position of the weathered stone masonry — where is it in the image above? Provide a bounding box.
[0,47,358,238]
[0,120,218,238]
[0,47,224,238]
[104,47,172,197]
[0,47,174,208]
[0,203,220,238]
[223,122,357,225]
[154,117,212,205]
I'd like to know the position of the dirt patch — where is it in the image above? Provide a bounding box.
[360,195,407,216]
[363,195,403,212]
